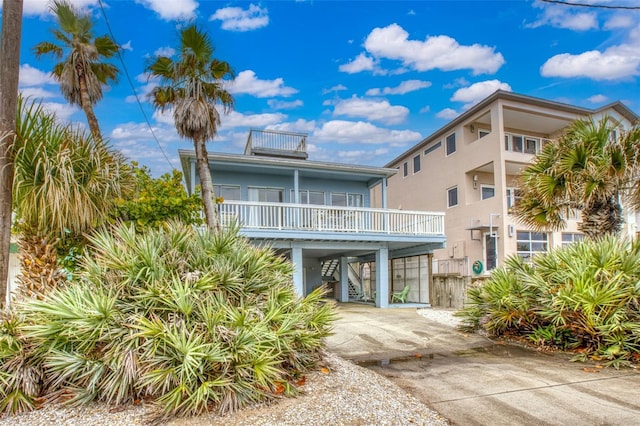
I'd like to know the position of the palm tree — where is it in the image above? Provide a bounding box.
[13,97,133,297]
[147,25,235,230]
[514,116,640,239]
[33,0,119,141]
[0,0,24,307]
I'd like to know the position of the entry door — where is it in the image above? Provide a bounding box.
[484,233,498,271]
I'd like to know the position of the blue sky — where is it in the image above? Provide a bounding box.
[4,0,640,175]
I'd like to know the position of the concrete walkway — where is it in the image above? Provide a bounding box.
[326,303,640,426]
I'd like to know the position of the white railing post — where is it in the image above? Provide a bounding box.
[219,200,444,236]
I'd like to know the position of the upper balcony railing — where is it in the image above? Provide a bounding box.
[245,129,308,159]
[218,200,445,236]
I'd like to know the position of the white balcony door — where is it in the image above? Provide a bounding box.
[483,233,498,272]
[247,187,284,227]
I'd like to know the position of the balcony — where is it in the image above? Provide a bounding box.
[245,129,308,160]
[218,201,444,237]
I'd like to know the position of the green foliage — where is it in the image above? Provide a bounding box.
[117,163,203,228]
[514,117,640,238]
[457,236,640,366]
[13,96,132,240]
[0,222,335,419]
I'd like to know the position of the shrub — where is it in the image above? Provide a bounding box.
[116,163,203,229]
[0,222,335,419]
[457,236,640,367]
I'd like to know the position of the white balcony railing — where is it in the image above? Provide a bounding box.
[218,201,445,236]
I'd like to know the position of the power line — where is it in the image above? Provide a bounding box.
[540,0,640,10]
[96,0,175,170]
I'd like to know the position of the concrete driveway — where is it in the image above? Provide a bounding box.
[326,303,640,426]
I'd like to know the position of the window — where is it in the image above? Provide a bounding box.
[446,133,456,155]
[213,184,241,201]
[505,133,540,154]
[506,187,521,211]
[413,155,421,173]
[248,187,283,203]
[447,186,458,208]
[403,162,408,177]
[424,141,441,155]
[479,130,490,139]
[512,135,523,153]
[562,232,584,247]
[481,185,495,200]
[516,231,548,263]
[331,192,363,207]
[292,189,325,205]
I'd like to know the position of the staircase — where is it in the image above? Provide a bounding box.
[321,260,369,301]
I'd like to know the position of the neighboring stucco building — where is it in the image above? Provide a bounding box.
[378,90,639,277]
[180,129,446,307]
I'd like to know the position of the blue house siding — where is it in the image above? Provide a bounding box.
[179,147,446,308]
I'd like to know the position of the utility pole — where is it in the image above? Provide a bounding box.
[0,0,24,308]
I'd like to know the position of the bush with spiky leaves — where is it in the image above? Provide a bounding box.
[457,236,640,367]
[0,222,335,419]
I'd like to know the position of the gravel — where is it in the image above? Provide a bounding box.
[416,307,462,328]
[0,352,449,426]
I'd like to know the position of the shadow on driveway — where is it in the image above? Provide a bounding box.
[326,303,640,426]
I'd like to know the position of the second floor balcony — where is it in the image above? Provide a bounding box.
[218,200,445,240]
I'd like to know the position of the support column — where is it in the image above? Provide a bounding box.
[190,159,197,196]
[340,256,349,302]
[291,246,304,297]
[381,177,388,209]
[375,247,389,308]
[293,169,300,203]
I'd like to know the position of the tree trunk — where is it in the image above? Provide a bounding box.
[579,196,622,239]
[77,62,102,140]
[194,137,220,231]
[0,0,24,308]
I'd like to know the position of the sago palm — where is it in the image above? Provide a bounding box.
[147,25,235,230]
[33,0,119,140]
[514,116,640,239]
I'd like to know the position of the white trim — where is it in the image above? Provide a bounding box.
[480,184,495,200]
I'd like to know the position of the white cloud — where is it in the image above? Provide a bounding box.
[121,41,133,51]
[333,96,409,125]
[152,108,175,126]
[153,46,176,57]
[604,15,634,30]
[110,122,175,142]
[210,4,269,32]
[366,79,431,96]
[266,119,317,134]
[125,78,158,103]
[22,0,100,16]
[41,102,78,121]
[587,94,609,103]
[19,87,58,99]
[541,47,640,80]
[436,108,459,120]
[322,84,348,95]
[339,53,376,74]
[419,105,430,113]
[451,80,512,109]
[134,0,197,21]
[220,111,287,129]
[313,120,421,146]
[361,23,504,75]
[228,70,298,97]
[267,99,304,110]
[443,77,470,89]
[527,2,598,31]
[19,64,55,86]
